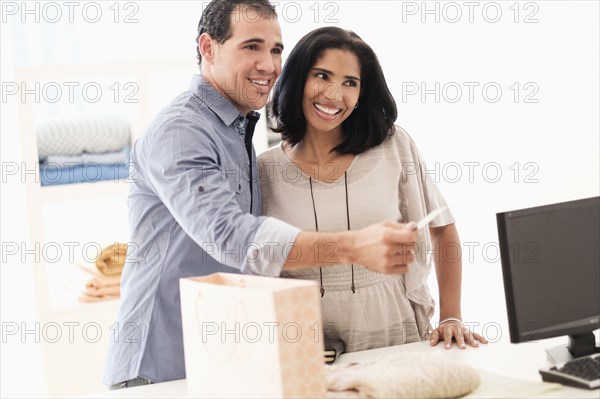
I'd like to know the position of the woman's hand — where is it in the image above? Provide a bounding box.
[429,318,488,349]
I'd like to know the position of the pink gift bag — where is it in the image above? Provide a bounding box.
[180,273,326,398]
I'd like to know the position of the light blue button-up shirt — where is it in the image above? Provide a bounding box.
[103,75,300,385]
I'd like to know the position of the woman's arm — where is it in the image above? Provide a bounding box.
[429,223,488,348]
[431,224,463,322]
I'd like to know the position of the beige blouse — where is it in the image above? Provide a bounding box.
[258,126,455,352]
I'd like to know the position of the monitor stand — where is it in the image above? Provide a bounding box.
[545,332,600,365]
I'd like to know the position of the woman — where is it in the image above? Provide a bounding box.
[259,27,487,352]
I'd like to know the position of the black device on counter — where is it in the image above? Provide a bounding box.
[497,196,600,389]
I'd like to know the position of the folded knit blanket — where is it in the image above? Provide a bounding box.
[36,114,130,158]
[325,351,480,399]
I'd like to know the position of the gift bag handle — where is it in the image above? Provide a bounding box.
[195,292,244,361]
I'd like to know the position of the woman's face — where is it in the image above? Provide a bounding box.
[302,48,361,136]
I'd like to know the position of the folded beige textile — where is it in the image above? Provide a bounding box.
[79,292,120,303]
[77,273,121,303]
[325,352,480,399]
[95,243,128,276]
[85,274,121,289]
[84,283,120,297]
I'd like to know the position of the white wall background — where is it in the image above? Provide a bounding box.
[1,1,599,397]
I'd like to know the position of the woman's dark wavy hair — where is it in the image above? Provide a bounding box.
[270,27,397,155]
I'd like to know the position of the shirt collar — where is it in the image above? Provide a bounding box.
[189,74,260,128]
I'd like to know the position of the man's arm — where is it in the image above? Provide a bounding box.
[146,119,418,277]
[284,221,418,275]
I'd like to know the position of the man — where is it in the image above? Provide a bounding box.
[103,0,417,388]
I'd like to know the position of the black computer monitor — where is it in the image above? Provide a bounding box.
[497,196,600,364]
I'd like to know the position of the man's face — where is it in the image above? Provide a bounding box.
[202,7,283,115]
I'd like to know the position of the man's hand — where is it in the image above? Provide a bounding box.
[348,221,418,274]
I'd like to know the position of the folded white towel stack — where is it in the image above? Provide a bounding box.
[36,114,131,159]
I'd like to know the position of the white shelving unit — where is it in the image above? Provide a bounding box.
[17,59,191,317]
[15,58,273,397]
[15,60,175,397]
[39,179,130,203]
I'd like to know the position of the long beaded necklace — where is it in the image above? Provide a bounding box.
[308,171,355,297]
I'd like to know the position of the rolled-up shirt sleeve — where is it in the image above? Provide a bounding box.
[245,217,300,275]
[145,116,299,276]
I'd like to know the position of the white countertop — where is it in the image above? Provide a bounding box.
[79,335,598,398]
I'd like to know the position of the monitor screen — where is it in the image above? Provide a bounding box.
[497,197,600,345]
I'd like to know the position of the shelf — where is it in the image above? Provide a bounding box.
[40,179,130,203]
[46,262,120,315]
[49,294,120,316]
[14,59,196,398]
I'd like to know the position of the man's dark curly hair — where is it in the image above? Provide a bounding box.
[195,0,278,66]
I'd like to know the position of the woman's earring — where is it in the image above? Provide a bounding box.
[354,102,359,109]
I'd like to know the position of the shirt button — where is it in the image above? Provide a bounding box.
[197,186,204,192]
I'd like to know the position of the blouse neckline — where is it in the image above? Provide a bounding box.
[275,141,362,187]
